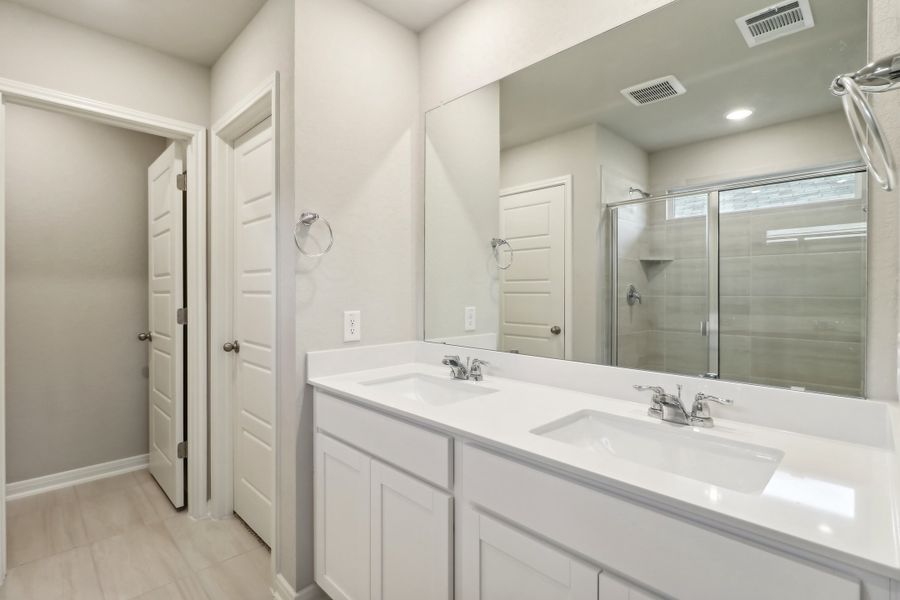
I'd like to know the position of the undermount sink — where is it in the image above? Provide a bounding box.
[532,410,784,493]
[360,373,498,406]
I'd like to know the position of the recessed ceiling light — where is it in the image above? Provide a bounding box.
[726,108,754,121]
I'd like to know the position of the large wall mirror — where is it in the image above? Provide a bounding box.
[424,0,871,397]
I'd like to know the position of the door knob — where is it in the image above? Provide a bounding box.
[223,340,240,353]
[550,326,561,335]
[137,332,152,342]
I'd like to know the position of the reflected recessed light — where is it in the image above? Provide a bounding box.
[726,108,754,121]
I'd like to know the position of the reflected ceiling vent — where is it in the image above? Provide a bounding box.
[620,76,686,107]
[736,0,815,48]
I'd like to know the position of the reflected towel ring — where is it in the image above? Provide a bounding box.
[294,211,334,257]
[491,237,513,270]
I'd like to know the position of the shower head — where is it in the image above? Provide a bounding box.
[629,187,650,199]
[831,53,900,95]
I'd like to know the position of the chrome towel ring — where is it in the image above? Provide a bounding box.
[294,211,334,257]
[833,76,896,191]
[832,53,900,191]
[491,237,513,270]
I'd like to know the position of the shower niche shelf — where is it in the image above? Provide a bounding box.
[638,256,674,263]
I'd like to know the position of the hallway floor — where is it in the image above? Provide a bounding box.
[0,469,272,599]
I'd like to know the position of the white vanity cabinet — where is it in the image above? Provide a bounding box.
[315,433,371,600]
[370,460,452,600]
[463,509,660,600]
[463,510,600,600]
[312,387,874,600]
[314,392,454,600]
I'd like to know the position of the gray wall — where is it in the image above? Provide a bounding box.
[0,1,210,126]
[425,83,500,346]
[5,104,166,482]
[294,0,419,590]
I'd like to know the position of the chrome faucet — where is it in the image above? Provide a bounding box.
[443,355,469,379]
[633,385,733,428]
[442,355,490,381]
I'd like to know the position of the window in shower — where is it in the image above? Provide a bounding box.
[612,169,867,396]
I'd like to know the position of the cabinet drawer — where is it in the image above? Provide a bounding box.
[315,390,453,489]
[462,444,860,600]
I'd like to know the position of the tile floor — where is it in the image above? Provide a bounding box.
[0,469,272,600]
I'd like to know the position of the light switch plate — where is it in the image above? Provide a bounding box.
[464,306,476,331]
[344,310,361,342]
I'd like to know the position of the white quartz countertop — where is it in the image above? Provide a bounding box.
[309,361,900,579]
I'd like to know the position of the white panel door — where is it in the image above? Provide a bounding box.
[498,184,566,359]
[315,433,371,600]
[466,511,599,600]
[230,117,276,546]
[147,143,185,508]
[371,460,452,600]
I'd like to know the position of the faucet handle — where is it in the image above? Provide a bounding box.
[694,392,733,406]
[442,355,462,366]
[691,392,733,421]
[633,384,666,396]
[469,358,489,381]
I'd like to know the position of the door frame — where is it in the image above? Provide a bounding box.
[498,175,574,360]
[0,77,209,578]
[209,73,280,565]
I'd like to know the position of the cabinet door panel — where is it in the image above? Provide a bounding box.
[598,572,659,599]
[315,433,371,600]
[371,460,452,600]
[466,510,598,600]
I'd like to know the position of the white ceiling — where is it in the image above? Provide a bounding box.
[499,0,867,151]
[9,0,267,66]
[358,0,469,31]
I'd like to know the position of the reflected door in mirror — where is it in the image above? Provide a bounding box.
[499,182,566,359]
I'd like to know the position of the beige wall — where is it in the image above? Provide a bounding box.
[5,104,166,482]
[209,0,298,585]
[425,83,500,345]
[0,1,210,125]
[293,0,419,589]
[648,111,858,194]
[420,0,900,402]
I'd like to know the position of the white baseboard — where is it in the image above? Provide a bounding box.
[6,454,149,500]
[272,574,326,600]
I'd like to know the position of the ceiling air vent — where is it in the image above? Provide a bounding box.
[736,0,815,48]
[620,76,687,107]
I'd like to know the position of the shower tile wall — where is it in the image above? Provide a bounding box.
[617,192,866,397]
[643,201,709,377]
[616,200,708,375]
[719,198,866,396]
[615,202,659,371]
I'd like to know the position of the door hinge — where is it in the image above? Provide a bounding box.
[177,307,188,325]
[177,441,188,459]
[176,171,187,191]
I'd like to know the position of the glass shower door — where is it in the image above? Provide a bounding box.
[612,194,711,377]
[718,172,867,396]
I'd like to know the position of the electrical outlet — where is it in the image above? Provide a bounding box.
[464,306,476,331]
[344,310,361,342]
